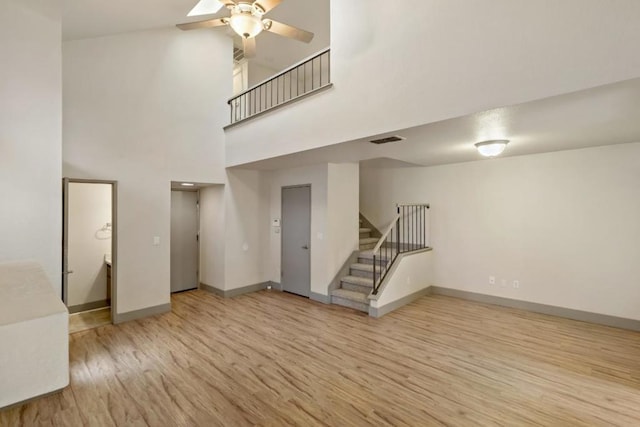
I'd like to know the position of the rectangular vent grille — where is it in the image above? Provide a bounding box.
[369,135,405,144]
[234,48,245,62]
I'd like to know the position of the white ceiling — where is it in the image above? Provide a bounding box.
[63,0,329,70]
[235,77,640,170]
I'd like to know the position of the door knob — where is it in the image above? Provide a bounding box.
[302,245,309,250]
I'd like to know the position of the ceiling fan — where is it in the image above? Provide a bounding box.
[177,0,314,58]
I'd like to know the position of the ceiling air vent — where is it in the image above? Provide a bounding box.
[369,135,405,144]
[233,47,245,63]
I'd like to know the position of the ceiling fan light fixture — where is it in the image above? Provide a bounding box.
[229,11,263,38]
[475,140,509,157]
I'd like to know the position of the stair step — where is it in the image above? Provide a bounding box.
[359,249,396,257]
[341,275,374,294]
[359,237,378,245]
[331,289,370,312]
[350,263,381,273]
[341,275,373,287]
[358,249,396,265]
[359,228,371,233]
[331,288,369,303]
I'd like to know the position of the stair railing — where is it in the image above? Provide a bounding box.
[372,203,430,295]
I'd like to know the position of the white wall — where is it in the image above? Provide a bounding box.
[226,0,640,166]
[63,28,231,315]
[361,143,640,320]
[223,169,270,290]
[67,183,112,307]
[267,163,359,296]
[0,0,62,291]
[248,62,279,88]
[370,251,433,309]
[200,185,226,289]
[326,163,360,287]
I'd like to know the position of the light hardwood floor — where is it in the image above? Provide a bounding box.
[69,307,111,334]
[2,290,640,426]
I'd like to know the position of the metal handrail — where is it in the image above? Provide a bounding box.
[371,213,400,254]
[396,203,431,208]
[227,48,331,124]
[371,204,430,295]
[227,48,330,102]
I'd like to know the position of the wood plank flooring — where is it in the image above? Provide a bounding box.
[2,290,640,426]
[69,307,111,334]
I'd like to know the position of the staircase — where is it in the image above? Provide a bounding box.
[330,222,390,313]
[330,206,430,314]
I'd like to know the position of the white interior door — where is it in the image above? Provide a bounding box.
[281,185,311,297]
[171,191,199,293]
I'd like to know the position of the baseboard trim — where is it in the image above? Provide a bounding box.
[310,292,331,304]
[369,287,432,318]
[113,303,171,324]
[431,287,640,332]
[200,282,269,298]
[269,282,283,292]
[68,300,109,314]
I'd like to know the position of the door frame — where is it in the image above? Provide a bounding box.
[63,178,118,324]
[280,184,311,297]
[170,188,201,293]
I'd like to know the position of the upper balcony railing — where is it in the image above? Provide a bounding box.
[227,48,331,126]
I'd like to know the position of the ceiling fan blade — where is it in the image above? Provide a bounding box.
[176,18,228,31]
[263,19,314,43]
[253,0,282,14]
[243,37,256,58]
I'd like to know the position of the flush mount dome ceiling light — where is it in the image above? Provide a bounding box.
[475,140,510,157]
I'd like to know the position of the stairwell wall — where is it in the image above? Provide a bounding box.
[226,0,640,167]
[327,163,360,287]
[360,142,640,321]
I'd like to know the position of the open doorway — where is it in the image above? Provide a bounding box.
[170,188,199,293]
[62,179,117,333]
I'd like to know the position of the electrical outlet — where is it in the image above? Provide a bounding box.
[489,276,495,285]
[513,280,520,289]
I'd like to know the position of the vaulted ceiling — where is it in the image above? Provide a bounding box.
[63,0,330,70]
